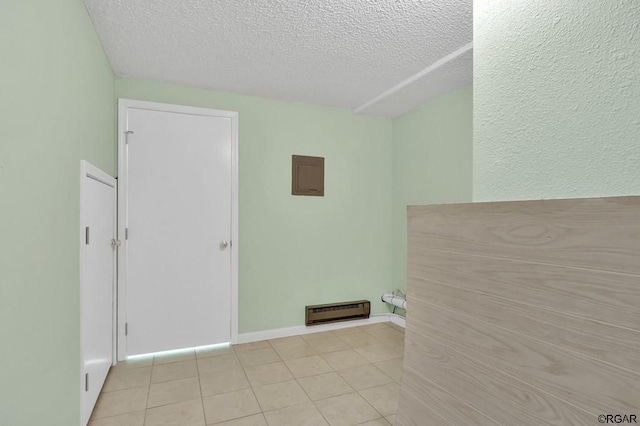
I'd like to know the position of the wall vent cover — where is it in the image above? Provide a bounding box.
[305,300,371,326]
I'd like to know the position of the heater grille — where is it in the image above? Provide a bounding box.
[305,300,371,326]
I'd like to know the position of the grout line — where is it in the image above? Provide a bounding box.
[142,374,150,425]
[89,386,150,423]
[193,351,207,425]
[151,350,196,367]
[356,387,387,422]
[292,373,317,417]
[242,343,271,415]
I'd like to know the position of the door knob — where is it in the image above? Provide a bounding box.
[220,240,228,250]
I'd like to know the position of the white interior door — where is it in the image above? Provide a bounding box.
[120,101,234,357]
[80,161,116,425]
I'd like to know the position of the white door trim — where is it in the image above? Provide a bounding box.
[117,99,239,361]
[79,160,117,425]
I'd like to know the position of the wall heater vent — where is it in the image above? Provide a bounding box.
[305,300,371,326]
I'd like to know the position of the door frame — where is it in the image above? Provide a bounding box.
[79,160,117,425]
[117,99,239,361]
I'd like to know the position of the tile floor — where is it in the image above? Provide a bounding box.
[89,322,405,426]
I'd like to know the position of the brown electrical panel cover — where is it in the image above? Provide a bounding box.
[292,155,324,196]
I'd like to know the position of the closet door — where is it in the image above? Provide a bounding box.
[80,161,117,425]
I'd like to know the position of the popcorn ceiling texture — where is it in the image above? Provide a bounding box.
[84,0,471,117]
[474,0,640,201]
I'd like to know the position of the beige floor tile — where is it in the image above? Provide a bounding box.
[337,332,380,349]
[385,414,396,425]
[144,398,205,426]
[270,336,318,360]
[202,388,261,424]
[147,377,201,408]
[196,344,235,359]
[110,356,154,371]
[200,367,249,397]
[284,355,333,378]
[87,410,145,426]
[387,323,405,334]
[252,380,310,411]
[244,361,293,386]
[321,350,370,371]
[263,401,329,425]
[384,336,405,351]
[269,335,305,348]
[102,366,151,392]
[301,331,336,342]
[297,372,354,401]
[214,414,268,425]
[354,345,401,364]
[357,419,391,426]
[359,383,400,417]
[307,336,350,354]
[237,347,281,367]
[315,392,379,426]
[197,353,242,376]
[91,387,148,420]
[364,328,404,342]
[338,365,393,391]
[233,341,272,353]
[392,343,404,356]
[373,359,403,383]
[359,323,392,333]
[330,325,364,337]
[154,349,196,365]
[97,328,403,426]
[151,360,198,383]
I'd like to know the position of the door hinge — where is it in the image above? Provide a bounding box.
[125,323,128,336]
[125,228,129,240]
[85,373,89,392]
[111,239,121,249]
[85,227,90,245]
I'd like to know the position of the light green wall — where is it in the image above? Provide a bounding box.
[0,0,115,425]
[116,78,394,333]
[391,86,473,291]
[474,0,640,201]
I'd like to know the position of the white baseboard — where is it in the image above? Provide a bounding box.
[235,313,404,344]
[389,314,406,328]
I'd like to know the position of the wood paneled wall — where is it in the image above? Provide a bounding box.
[397,197,640,425]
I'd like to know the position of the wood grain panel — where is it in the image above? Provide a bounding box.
[397,196,640,426]
[403,331,594,425]
[408,291,640,414]
[400,367,498,426]
[410,277,640,373]
[397,391,453,426]
[407,197,640,275]
[409,247,640,330]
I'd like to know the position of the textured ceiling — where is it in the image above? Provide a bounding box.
[85,0,472,117]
